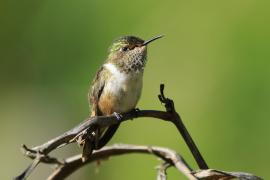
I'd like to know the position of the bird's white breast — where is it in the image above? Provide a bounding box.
[103,63,143,112]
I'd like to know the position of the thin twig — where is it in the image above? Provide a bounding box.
[27,111,171,157]
[157,162,172,180]
[47,144,261,180]
[47,144,195,180]
[14,158,40,180]
[158,84,209,169]
[192,169,262,180]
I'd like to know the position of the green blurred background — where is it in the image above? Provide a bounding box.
[1,0,270,179]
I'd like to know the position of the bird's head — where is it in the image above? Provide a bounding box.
[107,35,163,73]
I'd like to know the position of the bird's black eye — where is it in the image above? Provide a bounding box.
[121,46,128,52]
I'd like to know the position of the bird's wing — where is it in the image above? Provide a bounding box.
[88,66,107,116]
[87,65,120,151]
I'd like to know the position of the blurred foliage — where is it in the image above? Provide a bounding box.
[1,0,270,179]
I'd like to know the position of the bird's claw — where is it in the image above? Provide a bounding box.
[113,112,123,121]
[129,108,140,119]
[134,108,140,117]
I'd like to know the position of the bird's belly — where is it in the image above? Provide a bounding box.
[100,73,143,114]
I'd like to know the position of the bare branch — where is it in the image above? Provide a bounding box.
[14,158,40,180]
[192,169,262,180]
[47,144,261,180]
[47,144,195,180]
[27,110,171,156]
[158,84,208,169]
[157,162,171,180]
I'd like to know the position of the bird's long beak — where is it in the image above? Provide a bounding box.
[142,35,164,46]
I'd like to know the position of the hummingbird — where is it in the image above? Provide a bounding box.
[80,35,163,161]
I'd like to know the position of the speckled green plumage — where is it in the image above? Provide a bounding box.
[108,36,144,53]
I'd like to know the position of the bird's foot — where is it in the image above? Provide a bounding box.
[132,108,140,117]
[129,108,140,119]
[113,112,123,121]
